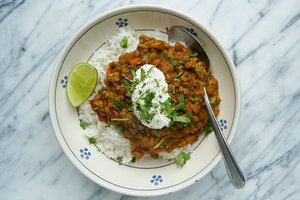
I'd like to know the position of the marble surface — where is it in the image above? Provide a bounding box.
[1,0,300,199]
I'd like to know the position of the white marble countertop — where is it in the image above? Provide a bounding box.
[1,0,300,199]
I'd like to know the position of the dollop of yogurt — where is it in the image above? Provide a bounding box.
[131,64,170,129]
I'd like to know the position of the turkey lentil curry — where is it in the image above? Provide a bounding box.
[90,35,220,160]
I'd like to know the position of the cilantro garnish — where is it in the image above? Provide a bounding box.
[80,120,89,130]
[173,116,191,123]
[120,81,130,88]
[153,138,165,149]
[210,97,216,105]
[178,60,186,65]
[177,71,183,77]
[88,137,97,144]
[189,51,198,57]
[155,79,160,87]
[130,68,136,78]
[191,97,199,102]
[171,60,178,66]
[116,156,123,165]
[105,121,115,128]
[138,124,145,132]
[204,123,213,137]
[140,68,146,81]
[111,98,127,108]
[120,36,129,48]
[175,151,191,167]
[111,118,130,121]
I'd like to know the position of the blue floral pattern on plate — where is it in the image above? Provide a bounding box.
[116,18,128,27]
[219,119,228,131]
[150,175,163,185]
[80,148,91,159]
[60,75,68,88]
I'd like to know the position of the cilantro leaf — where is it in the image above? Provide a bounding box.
[130,68,136,78]
[111,98,127,108]
[140,68,146,81]
[175,151,191,167]
[88,137,97,144]
[80,120,89,130]
[191,97,199,102]
[173,116,191,123]
[178,94,184,103]
[153,138,165,149]
[210,97,216,105]
[189,51,198,57]
[204,123,213,137]
[120,36,129,48]
[116,156,123,165]
[171,60,178,66]
[178,60,186,65]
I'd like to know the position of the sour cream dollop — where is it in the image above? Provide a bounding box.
[131,64,170,129]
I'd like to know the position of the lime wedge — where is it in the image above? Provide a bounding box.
[66,62,98,107]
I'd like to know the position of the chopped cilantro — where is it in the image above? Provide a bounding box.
[111,118,130,121]
[153,138,165,149]
[173,116,191,123]
[111,98,127,108]
[120,36,129,48]
[116,156,123,165]
[105,121,115,128]
[171,60,178,66]
[204,123,213,137]
[120,81,130,88]
[191,97,199,102]
[210,97,216,105]
[178,94,184,103]
[138,124,145,132]
[187,112,193,118]
[189,51,198,57]
[125,91,132,97]
[130,68,136,78]
[80,120,89,130]
[155,79,160,87]
[177,71,183,77]
[174,78,180,82]
[140,68,146,81]
[88,137,97,144]
[144,92,155,102]
[147,51,152,57]
[134,92,157,123]
[175,151,191,167]
[178,60,186,65]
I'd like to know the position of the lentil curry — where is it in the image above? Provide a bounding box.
[90,35,220,160]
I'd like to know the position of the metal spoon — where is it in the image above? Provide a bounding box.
[168,26,245,189]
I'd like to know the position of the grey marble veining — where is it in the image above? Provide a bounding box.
[1,0,300,199]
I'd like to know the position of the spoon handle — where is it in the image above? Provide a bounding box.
[203,87,245,189]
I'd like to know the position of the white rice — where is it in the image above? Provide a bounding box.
[78,28,192,164]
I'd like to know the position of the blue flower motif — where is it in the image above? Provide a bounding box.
[219,119,228,131]
[80,148,91,159]
[150,175,163,185]
[116,18,128,27]
[60,75,68,88]
[186,28,198,36]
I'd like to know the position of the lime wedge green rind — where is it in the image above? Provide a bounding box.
[66,62,98,107]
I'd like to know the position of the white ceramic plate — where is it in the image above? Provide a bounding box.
[49,5,240,196]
